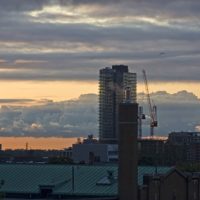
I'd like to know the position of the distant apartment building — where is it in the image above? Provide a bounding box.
[71,131,200,165]
[168,131,200,145]
[138,132,200,166]
[99,65,136,143]
[138,138,166,166]
[168,131,200,163]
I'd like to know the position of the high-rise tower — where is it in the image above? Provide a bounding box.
[99,65,136,143]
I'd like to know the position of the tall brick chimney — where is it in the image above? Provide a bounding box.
[118,100,138,200]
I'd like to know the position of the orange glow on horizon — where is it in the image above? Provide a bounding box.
[0,81,98,103]
[0,137,79,150]
[0,80,199,106]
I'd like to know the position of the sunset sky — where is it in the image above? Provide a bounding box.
[0,0,199,103]
[0,0,199,140]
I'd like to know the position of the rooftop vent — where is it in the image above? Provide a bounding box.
[96,170,117,186]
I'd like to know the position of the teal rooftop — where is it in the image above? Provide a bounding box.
[0,164,171,198]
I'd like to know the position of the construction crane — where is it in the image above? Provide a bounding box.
[142,70,158,137]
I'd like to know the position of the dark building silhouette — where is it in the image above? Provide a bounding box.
[118,102,138,200]
[139,168,200,200]
[139,132,200,166]
[138,138,166,166]
[166,132,200,164]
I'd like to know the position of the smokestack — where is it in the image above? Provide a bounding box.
[118,101,138,200]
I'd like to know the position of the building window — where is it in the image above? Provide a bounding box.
[40,188,53,198]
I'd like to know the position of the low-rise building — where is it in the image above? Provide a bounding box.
[140,168,200,200]
[0,164,170,199]
[0,164,200,200]
[138,138,166,166]
[167,132,200,163]
[72,135,118,164]
[72,143,118,163]
[71,132,200,165]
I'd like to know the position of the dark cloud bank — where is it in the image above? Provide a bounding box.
[0,91,199,137]
[0,0,200,82]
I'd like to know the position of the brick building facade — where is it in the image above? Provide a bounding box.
[139,168,200,200]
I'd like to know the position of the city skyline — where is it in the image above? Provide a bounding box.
[0,1,199,199]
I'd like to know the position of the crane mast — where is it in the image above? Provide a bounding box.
[142,70,158,137]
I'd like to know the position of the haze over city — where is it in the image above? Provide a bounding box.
[0,0,199,139]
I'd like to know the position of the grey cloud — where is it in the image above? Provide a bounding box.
[1,49,199,67]
[0,0,48,12]
[0,70,97,81]
[57,0,200,20]
[57,0,121,6]
[0,49,200,82]
[0,0,199,83]
[0,99,52,105]
[138,90,200,105]
[0,94,98,137]
[0,99,34,103]
[1,0,200,23]
[0,22,199,44]
[139,91,200,135]
[0,91,199,137]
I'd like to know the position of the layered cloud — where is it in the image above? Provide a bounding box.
[0,94,98,137]
[0,0,199,82]
[138,90,200,135]
[0,91,199,137]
